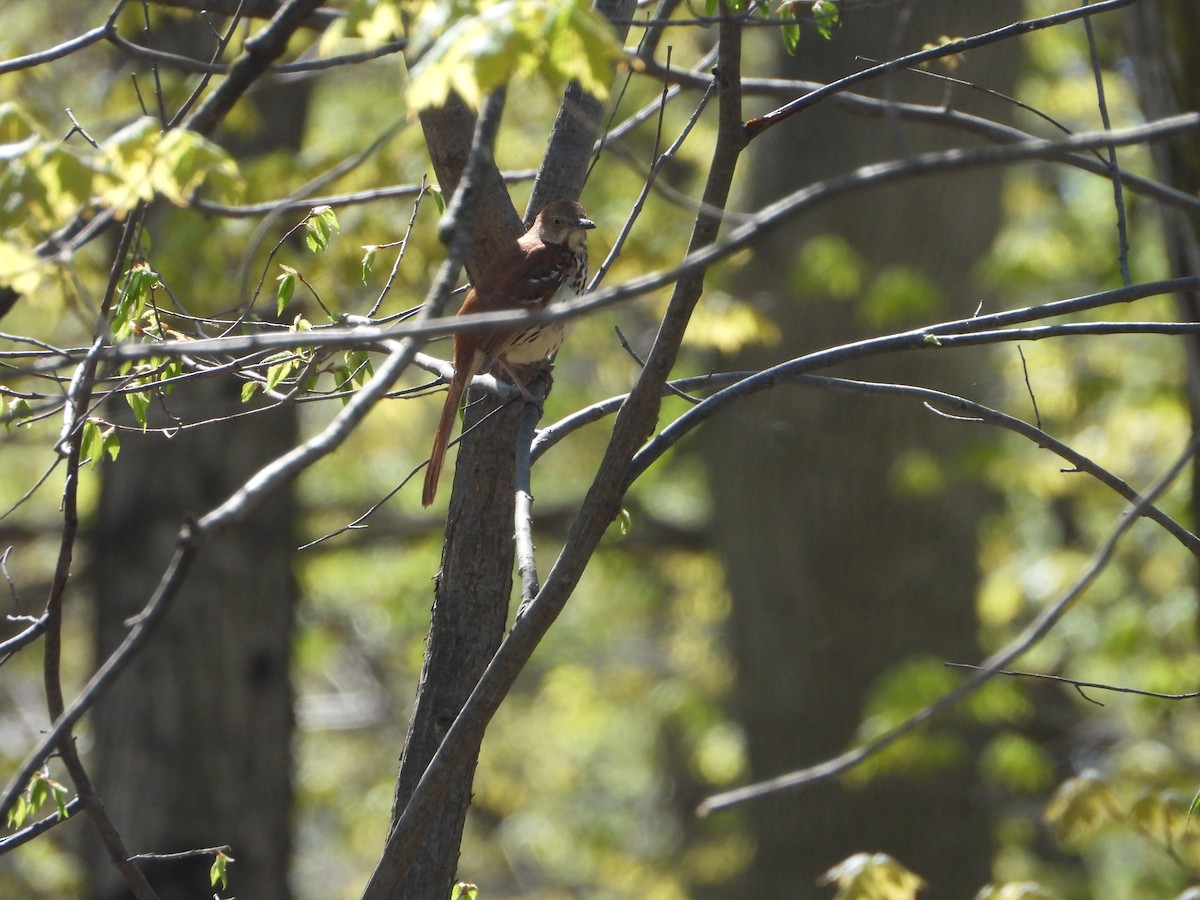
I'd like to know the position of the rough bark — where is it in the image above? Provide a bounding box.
[385,2,636,893]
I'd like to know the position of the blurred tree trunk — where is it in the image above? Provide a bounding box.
[699,4,1020,896]
[84,17,309,898]
[1127,1,1200,589]
[88,381,298,900]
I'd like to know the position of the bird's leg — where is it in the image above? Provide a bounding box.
[497,358,554,405]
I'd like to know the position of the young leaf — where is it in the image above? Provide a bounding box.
[361,245,378,282]
[52,784,68,820]
[818,852,925,900]
[265,357,294,392]
[241,381,259,403]
[7,795,28,829]
[101,427,120,462]
[81,420,103,465]
[406,0,622,112]
[5,396,32,429]
[315,205,339,236]
[276,266,297,314]
[29,777,46,811]
[114,262,158,339]
[812,0,840,39]
[304,205,339,252]
[126,390,150,430]
[210,850,233,889]
[781,20,800,54]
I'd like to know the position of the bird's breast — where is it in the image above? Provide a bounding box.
[502,277,582,363]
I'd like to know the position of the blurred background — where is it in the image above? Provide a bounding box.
[1,1,1199,898]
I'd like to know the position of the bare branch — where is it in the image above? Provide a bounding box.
[744,0,1139,139]
[945,663,1200,702]
[699,435,1198,815]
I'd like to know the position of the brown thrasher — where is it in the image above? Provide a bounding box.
[421,199,596,507]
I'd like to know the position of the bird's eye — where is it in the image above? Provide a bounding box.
[553,217,561,225]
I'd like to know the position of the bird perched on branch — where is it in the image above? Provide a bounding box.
[422,199,596,507]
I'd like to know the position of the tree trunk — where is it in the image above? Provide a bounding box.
[699,4,1021,896]
[87,379,297,900]
[378,3,636,893]
[85,14,308,896]
[1127,0,1200,602]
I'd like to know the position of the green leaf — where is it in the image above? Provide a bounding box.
[126,390,150,430]
[160,359,183,394]
[430,186,446,214]
[97,117,242,213]
[406,0,622,113]
[153,128,243,206]
[315,205,339,236]
[265,356,294,392]
[306,218,329,253]
[452,884,478,900]
[29,777,46,811]
[361,245,378,282]
[781,21,800,55]
[52,785,68,820]
[101,428,121,462]
[5,396,32,429]
[241,381,259,403]
[818,852,925,900]
[81,420,103,466]
[812,0,840,39]
[7,795,28,829]
[114,262,159,339]
[276,267,297,314]
[210,850,232,889]
[344,349,373,389]
[303,206,339,253]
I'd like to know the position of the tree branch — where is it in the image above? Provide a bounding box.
[699,434,1198,815]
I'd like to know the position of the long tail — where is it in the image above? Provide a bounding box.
[422,360,474,507]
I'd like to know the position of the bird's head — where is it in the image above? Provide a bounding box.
[534,199,596,247]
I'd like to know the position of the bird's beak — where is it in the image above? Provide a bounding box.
[578,218,597,230]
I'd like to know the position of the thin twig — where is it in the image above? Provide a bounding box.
[945,663,1200,703]
[744,0,1139,139]
[1081,0,1131,285]
[1017,346,1042,430]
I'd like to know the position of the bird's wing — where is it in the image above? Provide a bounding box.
[476,241,573,311]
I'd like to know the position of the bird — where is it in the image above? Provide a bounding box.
[422,198,596,507]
